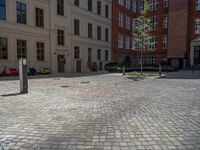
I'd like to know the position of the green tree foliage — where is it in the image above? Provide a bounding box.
[132,0,152,75]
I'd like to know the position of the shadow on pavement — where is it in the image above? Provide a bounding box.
[1,93,22,97]
[0,71,109,81]
[158,70,200,79]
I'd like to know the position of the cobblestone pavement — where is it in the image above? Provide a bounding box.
[0,72,200,150]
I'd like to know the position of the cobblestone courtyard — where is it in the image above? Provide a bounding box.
[0,71,200,150]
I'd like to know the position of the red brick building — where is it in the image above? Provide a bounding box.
[112,0,200,69]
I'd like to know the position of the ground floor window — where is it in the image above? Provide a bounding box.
[74,46,80,59]
[194,46,200,64]
[17,39,27,59]
[97,49,101,60]
[0,37,8,60]
[37,42,44,61]
[105,50,109,61]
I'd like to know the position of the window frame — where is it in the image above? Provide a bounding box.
[0,0,6,20]
[37,42,45,61]
[0,37,8,60]
[57,0,64,16]
[35,7,44,28]
[16,1,27,24]
[17,39,27,60]
[57,29,65,46]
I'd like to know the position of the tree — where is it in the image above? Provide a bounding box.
[132,0,151,75]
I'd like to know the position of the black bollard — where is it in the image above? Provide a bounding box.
[19,58,28,94]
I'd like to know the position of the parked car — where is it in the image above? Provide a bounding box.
[105,62,118,72]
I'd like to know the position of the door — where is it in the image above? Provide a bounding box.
[99,61,103,71]
[57,55,65,72]
[76,60,82,73]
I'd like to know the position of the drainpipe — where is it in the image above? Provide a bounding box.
[48,0,52,74]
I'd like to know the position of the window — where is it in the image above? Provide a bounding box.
[149,56,156,65]
[139,0,143,13]
[149,0,158,11]
[149,36,157,50]
[126,16,131,30]
[150,16,158,30]
[118,12,123,27]
[125,36,130,49]
[0,0,6,20]
[37,42,44,61]
[0,37,7,60]
[126,0,131,10]
[195,19,200,34]
[132,18,136,32]
[74,19,80,35]
[88,23,93,38]
[97,1,101,15]
[97,49,101,60]
[88,48,92,62]
[57,0,64,16]
[163,14,168,29]
[118,33,123,48]
[164,0,169,8]
[16,2,26,24]
[74,46,80,59]
[105,28,109,42]
[97,26,101,40]
[105,50,109,61]
[17,40,27,60]
[132,0,136,13]
[163,35,168,49]
[105,4,109,18]
[88,0,92,11]
[35,8,44,28]
[57,29,65,45]
[118,0,124,6]
[74,0,79,6]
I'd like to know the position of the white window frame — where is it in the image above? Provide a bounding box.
[132,0,136,13]
[126,16,131,30]
[132,18,136,32]
[149,0,158,11]
[196,0,200,11]
[118,33,123,48]
[149,36,157,50]
[139,0,143,13]
[118,12,123,28]
[150,16,158,30]
[126,0,131,10]
[195,19,200,34]
[163,34,168,49]
[125,36,130,49]
[163,14,168,29]
[118,0,124,6]
[164,0,169,8]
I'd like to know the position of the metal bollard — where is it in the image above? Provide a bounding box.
[19,58,28,94]
[159,65,162,76]
[123,66,125,76]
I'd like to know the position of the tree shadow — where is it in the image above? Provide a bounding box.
[158,70,200,79]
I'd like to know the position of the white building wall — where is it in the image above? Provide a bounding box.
[49,0,71,73]
[0,0,50,72]
[70,0,112,73]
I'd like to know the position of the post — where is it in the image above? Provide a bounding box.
[192,65,194,74]
[123,65,125,76]
[19,58,28,94]
[159,65,162,76]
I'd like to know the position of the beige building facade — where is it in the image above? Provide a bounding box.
[69,0,112,73]
[0,0,112,74]
[0,0,50,73]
